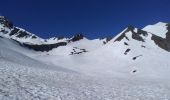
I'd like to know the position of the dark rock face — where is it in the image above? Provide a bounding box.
[22,42,67,52]
[151,23,170,52]
[124,42,129,46]
[16,31,30,38]
[124,48,131,55]
[151,35,166,49]
[0,16,13,29]
[0,16,37,39]
[129,26,147,42]
[137,29,148,36]
[32,35,37,39]
[70,34,84,42]
[0,29,8,34]
[115,26,148,42]
[132,55,142,60]
[10,38,67,52]
[9,27,37,39]
[9,27,20,36]
[114,28,130,42]
[132,70,137,73]
[132,29,147,42]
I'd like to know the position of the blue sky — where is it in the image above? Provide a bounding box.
[1,0,170,39]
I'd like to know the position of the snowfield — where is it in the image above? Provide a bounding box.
[0,36,170,100]
[0,18,170,100]
[1,59,170,100]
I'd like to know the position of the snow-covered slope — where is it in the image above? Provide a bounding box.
[143,22,168,38]
[0,16,170,99]
[1,36,170,100]
[37,25,170,79]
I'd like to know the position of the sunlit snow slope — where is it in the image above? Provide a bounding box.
[0,16,170,100]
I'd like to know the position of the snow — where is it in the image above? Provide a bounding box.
[45,37,69,44]
[143,22,168,38]
[36,28,170,79]
[47,38,104,56]
[1,59,170,100]
[0,21,170,99]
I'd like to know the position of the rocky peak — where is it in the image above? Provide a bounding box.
[70,33,84,42]
[115,26,148,42]
[0,16,13,29]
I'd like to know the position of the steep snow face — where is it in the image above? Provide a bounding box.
[143,22,168,38]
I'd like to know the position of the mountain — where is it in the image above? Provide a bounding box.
[0,16,109,52]
[0,16,170,100]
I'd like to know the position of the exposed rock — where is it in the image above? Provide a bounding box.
[151,23,170,52]
[124,48,131,55]
[132,70,137,73]
[16,31,30,38]
[9,27,20,36]
[0,16,13,29]
[115,26,148,42]
[70,47,88,55]
[32,35,37,39]
[151,35,166,49]
[21,42,67,52]
[70,33,84,42]
[132,28,147,42]
[0,29,8,34]
[124,42,129,46]
[132,55,142,60]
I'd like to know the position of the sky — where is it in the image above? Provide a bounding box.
[0,0,170,39]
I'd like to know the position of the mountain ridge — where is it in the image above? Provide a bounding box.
[0,16,170,52]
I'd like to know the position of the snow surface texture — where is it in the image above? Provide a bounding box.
[0,20,170,100]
